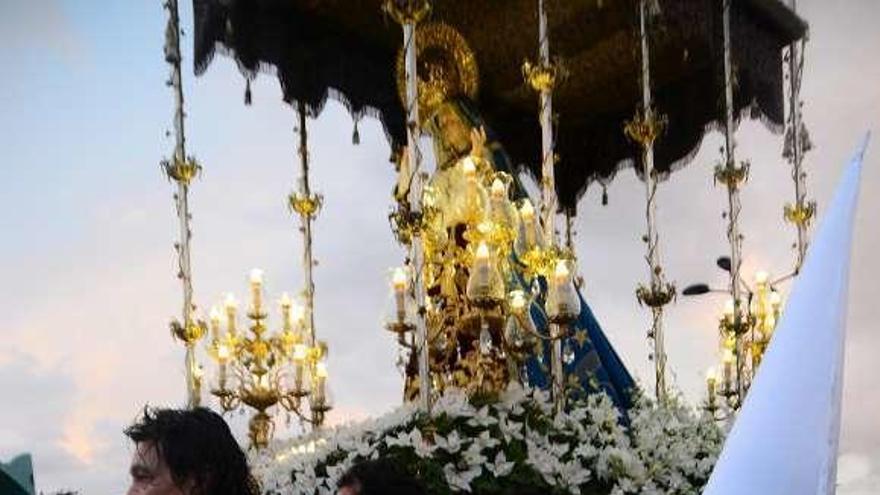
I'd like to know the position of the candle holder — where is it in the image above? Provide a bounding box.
[206,269,332,449]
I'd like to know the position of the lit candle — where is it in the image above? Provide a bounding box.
[769,290,782,308]
[722,299,735,324]
[509,290,527,312]
[224,293,238,336]
[392,267,408,323]
[474,242,491,289]
[249,268,264,313]
[490,178,506,199]
[314,361,328,405]
[292,343,308,394]
[722,348,734,392]
[280,292,292,330]
[291,302,306,331]
[462,156,477,177]
[706,367,717,405]
[519,200,536,247]
[462,157,480,216]
[755,270,769,286]
[217,343,230,390]
[209,305,222,341]
[552,260,576,316]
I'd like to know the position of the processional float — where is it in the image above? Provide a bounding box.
[161,0,812,467]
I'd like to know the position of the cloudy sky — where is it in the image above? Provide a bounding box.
[0,0,877,493]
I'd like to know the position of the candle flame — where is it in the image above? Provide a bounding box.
[755,270,769,285]
[706,367,718,381]
[392,267,408,289]
[509,290,527,310]
[293,344,308,362]
[554,260,570,280]
[315,361,328,378]
[462,156,477,176]
[475,242,490,260]
[249,268,264,285]
[224,293,238,310]
[279,292,292,307]
[519,199,535,219]
[491,178,505,197]
[723,299,735,317]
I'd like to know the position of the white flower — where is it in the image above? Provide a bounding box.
[462,442,488,467]
[435,429,464,454]
[443,462,482,492]
[466,406,497,428]
[497,413,524,442]
[475,430,500,450]
[486,451,515,478]
[433,388,474,418]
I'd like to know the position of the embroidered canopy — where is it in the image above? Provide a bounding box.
[192,0,806,210]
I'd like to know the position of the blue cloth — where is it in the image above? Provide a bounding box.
[524,290,635,411]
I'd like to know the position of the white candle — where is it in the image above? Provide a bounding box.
[520,200,536,247]
[392,267,408,322]
[553,261,573,314]
[280,292,292,330]
[490,178,505,199]
[314,362,328,405]
[474,242,491,289]
[217,343,230,390]
[706,367,717,405]
[722,349,734,391]
[223,293,238,336]
[723,298,735,324]
[209,305,222,340]
[249,268,264,312]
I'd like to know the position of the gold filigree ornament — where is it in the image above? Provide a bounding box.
[713,160,751,189]
[288,191,324,219]
[635,281,676,308]
[783,200,816,227]
[396,22,480,127]
[383,0,431,26]
[170,317,207,345]
[522,58,568,93]
[162,155,202,185]
[624,107,668,148]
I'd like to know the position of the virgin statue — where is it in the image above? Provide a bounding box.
[392,23,634,410]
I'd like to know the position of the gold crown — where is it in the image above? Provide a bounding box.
[396,22,479,127]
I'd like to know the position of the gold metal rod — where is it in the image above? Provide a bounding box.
[296,102,318,347]
[786,0,811,271]
[535,0,564,412]
[402,20,431,413]
[165,0,200,409]
[721,0,747,401]
[637,0,669,403]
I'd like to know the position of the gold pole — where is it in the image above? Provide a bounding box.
[783,0,815,272]
[718,0,748,403]
[163,0,205,409]
[385,0,432,412]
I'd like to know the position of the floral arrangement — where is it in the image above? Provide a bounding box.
[252,386,724,495]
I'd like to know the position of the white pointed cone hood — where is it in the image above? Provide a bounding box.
[703,136,869,495]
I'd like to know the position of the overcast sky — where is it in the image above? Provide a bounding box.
[0,0,877,493]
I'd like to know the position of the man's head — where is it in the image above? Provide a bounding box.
[124,407,259,495]
[336,459,426,495]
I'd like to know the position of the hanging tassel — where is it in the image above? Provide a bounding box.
[601,185,609,206]
[244,79,252,106]
[352,119,360,145]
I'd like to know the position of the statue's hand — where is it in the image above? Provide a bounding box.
[469,126,487,159]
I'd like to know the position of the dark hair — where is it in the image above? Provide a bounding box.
[125,407,260,495]
[337,458,426,495]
